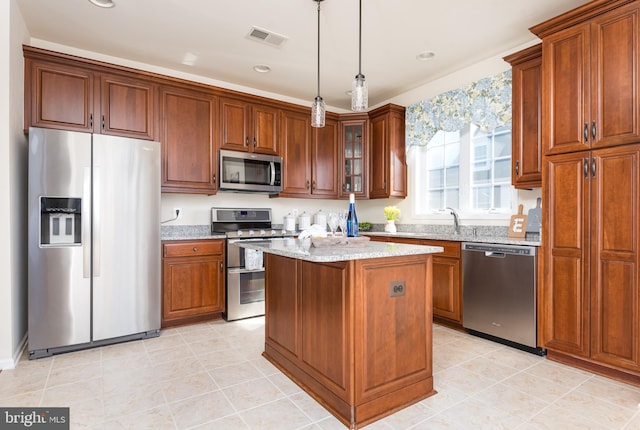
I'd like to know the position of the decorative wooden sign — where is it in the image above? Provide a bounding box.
[508,204,528,238]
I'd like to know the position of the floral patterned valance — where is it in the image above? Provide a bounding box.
[405,70,512,149]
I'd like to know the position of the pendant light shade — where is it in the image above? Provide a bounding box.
[311,0,326,128]
[351,0,368,111]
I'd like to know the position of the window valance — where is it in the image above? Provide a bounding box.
[405,70,512,150]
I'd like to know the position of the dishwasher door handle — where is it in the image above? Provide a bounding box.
[485,251,506,258]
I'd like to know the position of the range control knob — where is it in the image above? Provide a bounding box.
[259,230,266,236]
[237,230,243,237]
[271,230,277,236]
[249,230,255,236]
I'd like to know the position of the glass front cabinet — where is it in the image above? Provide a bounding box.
[339,116,368,198]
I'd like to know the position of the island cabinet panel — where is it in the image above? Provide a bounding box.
[265,253,299,357]
[300,260,350,393]
[263,252,434,429]
[355,257,432,407]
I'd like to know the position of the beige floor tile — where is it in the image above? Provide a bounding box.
[500,370,577,403]
[447,335,504,356]
[432,344,477,370]
[188,337,235,356]
[0,363,51,399]
[146,344,196,364]
[268,372,303,396]
[431,326,466,346]
[532,390,637,430]
[524,360,593,389]
[46,362,103,389]
[483,347,544,371]
[223,376,284,412]
[68,397,105,429]
[103,381,166,419]
[41,377,103,406]
[474,383,550,421]
[458,356,521,382]
[101,340,148,362]
[0,389,43,407]
[50,348,102,371]
[158,371,219,404]
[208,361,263,388]
[379,401,437,429]
[197,348,247,371]
[143,333,187,353]
[99,405,176,430]
[623,411,640,429]
[169,390,234,429]
[436,366,498,395]
[250,357,281,377]
[420,397,524,429]
[191,413,250,429]
[419,383,468,413]
[289,391,333,423]
[239,397,313,430]
[577,376,640,410]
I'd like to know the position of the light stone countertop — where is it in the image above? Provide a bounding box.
[236,237,443,263]
[363,231,541,247]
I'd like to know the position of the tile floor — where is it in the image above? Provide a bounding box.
[1,318,640,429]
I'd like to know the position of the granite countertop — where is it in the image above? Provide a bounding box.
[363,231,541,247]
[161,225,226,241]
[235,237,443,263]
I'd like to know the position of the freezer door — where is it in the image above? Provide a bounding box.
[28,128,92,351]
[92,135,161,341]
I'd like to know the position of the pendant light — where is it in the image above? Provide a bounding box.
[311,0,326,128]
[351,0,368,111]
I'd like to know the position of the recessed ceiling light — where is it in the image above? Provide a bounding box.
[416,51,436,61]
[88,0,115,8]
[253,64,271,73]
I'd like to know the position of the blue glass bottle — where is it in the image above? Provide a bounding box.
[346,193,359,237]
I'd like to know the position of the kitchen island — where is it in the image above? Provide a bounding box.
[238,238,443,429]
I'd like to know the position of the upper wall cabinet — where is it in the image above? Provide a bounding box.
[160,85,218,194]
[368,104,407,199]
[504,44,542,189]
[339,114,369,199]
[532,1,640,155]
[25,54,156,140]
[219,97,279,155]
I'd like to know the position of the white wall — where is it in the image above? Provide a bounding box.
[0,0,29,369]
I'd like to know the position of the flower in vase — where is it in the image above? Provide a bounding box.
[383,206,400,221]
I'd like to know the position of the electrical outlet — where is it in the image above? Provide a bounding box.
[173,207,182,219]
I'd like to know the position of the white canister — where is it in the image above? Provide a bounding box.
[284,213,296,232]
[314,210,327,230]
[298,211,311,230]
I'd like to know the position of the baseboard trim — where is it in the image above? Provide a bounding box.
[0,333,27,370]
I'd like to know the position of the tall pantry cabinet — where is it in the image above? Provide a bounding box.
[532,0,640,382]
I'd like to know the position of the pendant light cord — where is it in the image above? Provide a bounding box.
[316,0,321,98]
[358,0,362,76]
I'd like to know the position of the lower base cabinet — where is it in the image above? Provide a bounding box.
[264,253,435,429]
[161,239,225,327]
[370,236,462,326]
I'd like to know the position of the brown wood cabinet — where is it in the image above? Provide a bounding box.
[159,85,218,194]
[279,109,339,198]
[339,115,369,198]
[543,145,640,376]
[25,56,155,140]
[368,104,407,199]
[532,1,640,155]
[264,252,434,428]
[369,236,462,326]
[504,44,542,189]
[162,239,225,327]
[219,97,279,155]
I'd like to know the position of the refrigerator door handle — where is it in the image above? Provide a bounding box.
[83,167,91,278]
[93,166,101,277]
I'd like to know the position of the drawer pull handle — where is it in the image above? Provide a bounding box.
[193,247,198,252]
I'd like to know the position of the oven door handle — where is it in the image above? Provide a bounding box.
[228,267,265,274]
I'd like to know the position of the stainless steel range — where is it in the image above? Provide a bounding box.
[211,208,294,321]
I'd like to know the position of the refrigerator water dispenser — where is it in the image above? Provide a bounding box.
[40,197,82,246]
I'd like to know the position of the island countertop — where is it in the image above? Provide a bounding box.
[236,237,444,263]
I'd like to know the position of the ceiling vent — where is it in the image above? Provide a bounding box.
[247,26,288,48]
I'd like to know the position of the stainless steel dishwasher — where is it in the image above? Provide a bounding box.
[462,242,544,355]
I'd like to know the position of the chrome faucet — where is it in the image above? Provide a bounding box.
[446,207,460,235]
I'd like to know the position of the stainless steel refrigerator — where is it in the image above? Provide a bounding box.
[28,127,161,359]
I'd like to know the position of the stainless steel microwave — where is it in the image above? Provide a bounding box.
[219,149,283,194]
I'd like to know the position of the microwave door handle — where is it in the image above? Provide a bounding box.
[270,161,275,185]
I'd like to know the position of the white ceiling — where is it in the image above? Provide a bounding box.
[16,0,589,111]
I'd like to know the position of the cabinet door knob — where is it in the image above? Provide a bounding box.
[515,161,519,176]
[253,137,257,148]
[306,180,310,189]
[245,137,249,147]
[193,247,198,252]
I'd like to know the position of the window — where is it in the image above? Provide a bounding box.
[413,124,513,217]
